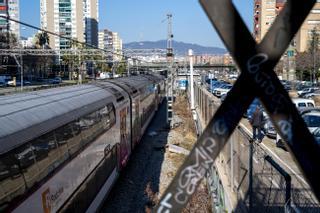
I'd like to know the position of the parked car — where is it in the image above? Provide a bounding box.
[312,127,320,145]
[209,81,224,92]
[297,87,317,97]
[292,98,315,108]
[302,90,320,99]
[0,82,6,87]
[263,119,276,139]
[7,80,31,86]
[48,77,62,84]
[276,108,320,149]
[213,84,232,97]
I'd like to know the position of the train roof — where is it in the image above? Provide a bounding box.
[0,84,116,154]
[0,74,164,154]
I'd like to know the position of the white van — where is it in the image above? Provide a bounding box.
[292,98,315,108]
[275,98,316,149]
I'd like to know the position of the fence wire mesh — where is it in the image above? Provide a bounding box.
[194,83,320,212]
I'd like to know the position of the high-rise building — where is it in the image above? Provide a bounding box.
[98,29,123,61]
[98,29,113,50]
[112,32,123,61]
[84,0,99,46]
[253,0,277,43]
[40,0,98,49]
[296,3,320,52]
[0,0,20,41]
[253,0,320,52]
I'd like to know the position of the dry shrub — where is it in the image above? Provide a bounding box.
[145,182,159,213]
[182,182,212,213]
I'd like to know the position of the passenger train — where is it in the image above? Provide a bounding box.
[0,74,165,212]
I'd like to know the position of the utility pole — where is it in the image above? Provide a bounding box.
[166,13,174,126]
[189,49,195,110]
[6,0,10,49]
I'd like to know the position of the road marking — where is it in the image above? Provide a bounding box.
[239,123,308,186]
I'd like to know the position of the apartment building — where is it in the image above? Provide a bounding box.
[254,0,320,53]
[98,29,123,61]
[40,0,98,49]
[296,3,320,52]
[0,0,20,41]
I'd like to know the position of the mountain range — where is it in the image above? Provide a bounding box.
[124,40,226,55]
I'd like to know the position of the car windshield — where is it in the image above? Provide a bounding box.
[303,115,320,128]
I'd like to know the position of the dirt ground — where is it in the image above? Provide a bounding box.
[156,94,212,213]
[102,96,211,213]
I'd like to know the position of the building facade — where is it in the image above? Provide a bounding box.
[112,32,122,61]
[254,0,277,43]
[98,29,123,61]
[0,0,20,41]
[84,0,98,46]
[254,0,320,53]
[296,3,320,52]
[40,0,98,49]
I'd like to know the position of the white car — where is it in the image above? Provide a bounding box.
[276,108,320,149]
[213,84,232,98]
[297,87,318,97]
[302,90,320,99]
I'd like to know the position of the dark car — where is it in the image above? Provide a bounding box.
[0,82,6,87]
[263,119,276,138]
[312,127,320,146]
[48,77,62,84]
[244,98,261,119]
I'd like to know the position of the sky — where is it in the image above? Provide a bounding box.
[20,0,253,49]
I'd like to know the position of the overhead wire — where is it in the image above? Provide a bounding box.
[0,15,163,63]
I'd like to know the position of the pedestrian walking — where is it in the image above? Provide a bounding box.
[250,105,264,142]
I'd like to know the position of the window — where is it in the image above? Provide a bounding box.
[0,103,116,209]
[308,103,315,107]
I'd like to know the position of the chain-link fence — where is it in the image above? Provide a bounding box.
[193,83,320,212]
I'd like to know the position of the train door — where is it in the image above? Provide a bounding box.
[119,108,130,168]
[133,100,141,147]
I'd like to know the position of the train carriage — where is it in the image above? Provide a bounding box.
[0,74,164,213]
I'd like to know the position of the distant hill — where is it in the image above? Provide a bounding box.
[124,40,226,55]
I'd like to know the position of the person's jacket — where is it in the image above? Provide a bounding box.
[251,109,263,127]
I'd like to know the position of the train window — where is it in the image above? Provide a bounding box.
[55,124,74,147]
[13,143,39,188]
[29,132,63,187]
[100,107,111,130]
[79,112,96,130]
[103,145,117,178]
[0,103,117,210]
[0,153,25,209]
[81,111,102,145]
[55,124,74,161]
[67,119,84,156]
